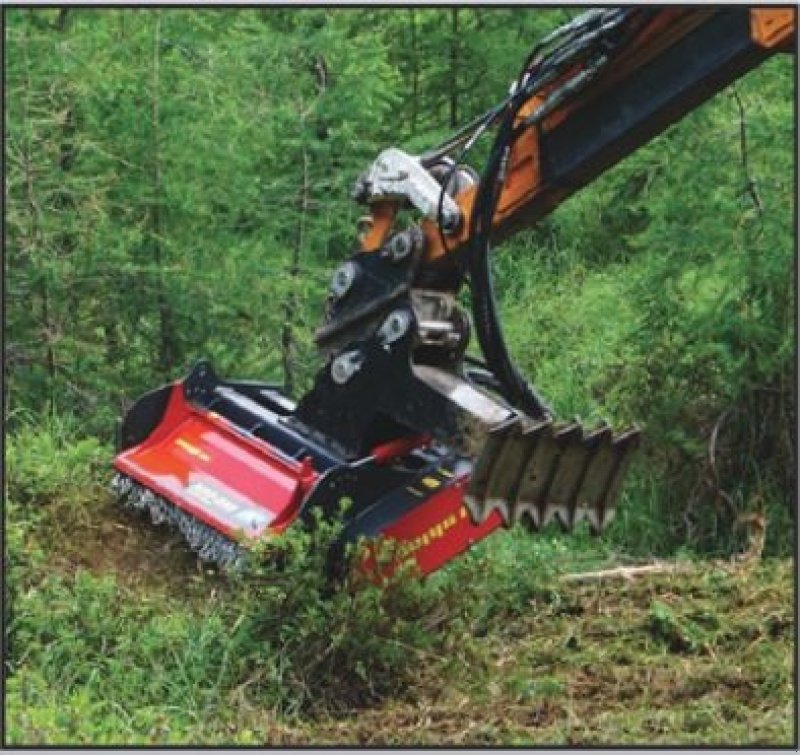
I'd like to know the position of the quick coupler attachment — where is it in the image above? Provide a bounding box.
[464,417,641,533]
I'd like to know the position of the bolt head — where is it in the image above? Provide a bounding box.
[330,261,358,298]
[331,349,363,385]
[378,309,413,344]
[388,233,413,261]
[441,209,462,234]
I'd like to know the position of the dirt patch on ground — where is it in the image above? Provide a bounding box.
[48,495,215,595]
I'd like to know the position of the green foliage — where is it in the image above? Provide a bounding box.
[224,520,457,715]
[6,415,107,509]
[438,525,616,635]
[4,426,793,745]
[606,61,794,553]
[6,569,238,744]
[4,420,112,692]
[3,9,795,744]
[648,600,703,654]
[5,8,404,427]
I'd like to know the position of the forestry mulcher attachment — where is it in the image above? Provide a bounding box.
[113,8,795,577]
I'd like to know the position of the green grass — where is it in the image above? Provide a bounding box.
[4,420,795,746]
[285,559,794,746]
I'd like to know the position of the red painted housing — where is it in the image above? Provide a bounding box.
[114,384,318,540]
[374,479,504,577]
[114,382,505,577]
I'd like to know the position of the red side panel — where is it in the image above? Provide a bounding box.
[114,385,316,539]
[373,476,504,577]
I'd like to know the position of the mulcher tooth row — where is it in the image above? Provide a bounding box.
[111,473,247,571]
[465,416,641,533]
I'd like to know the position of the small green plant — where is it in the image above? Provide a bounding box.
[647,600,710,655]
[6,415,108,511]
[5,419,111,685]
[226,512,463,716]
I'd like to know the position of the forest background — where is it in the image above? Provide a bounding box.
[4,7,796,745]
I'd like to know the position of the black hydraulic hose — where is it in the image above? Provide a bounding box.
[463,7,643,420]
[420,100,507,168]
[467,97,552,420]
[418,8,643,419]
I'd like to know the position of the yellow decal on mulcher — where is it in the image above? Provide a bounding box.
[175,437,211,462]
[396,511,460,559]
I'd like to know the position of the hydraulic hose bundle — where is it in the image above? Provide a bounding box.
[429,8,649,418]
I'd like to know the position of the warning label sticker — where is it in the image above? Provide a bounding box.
[185,481,273,533]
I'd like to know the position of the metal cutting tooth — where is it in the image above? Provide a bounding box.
[592,427,641,533]
[538,423,583,528]
[562,424,613,529]
[482,419,541,525]
[572,429,618,532]
[553,424,614,530]
[464,415,521,523]
[514,423,568,528]
[511,421,553,530]
[494,420,550,526]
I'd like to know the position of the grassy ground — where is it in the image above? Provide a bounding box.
[4,429,796,746]
[299,560,794,746]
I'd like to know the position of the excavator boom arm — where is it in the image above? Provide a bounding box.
[359,8,795,265]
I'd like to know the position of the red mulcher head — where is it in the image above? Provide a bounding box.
[113,360,638,579]
[112,360,507,576]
